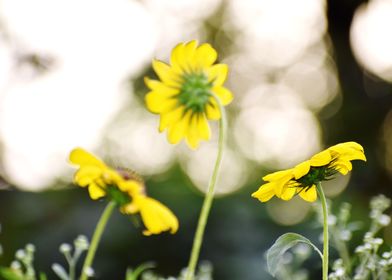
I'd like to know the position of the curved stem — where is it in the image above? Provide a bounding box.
[80,201,116,280]
[316,182,329,280]
[185,95,227,280]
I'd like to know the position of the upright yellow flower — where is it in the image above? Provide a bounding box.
[69,148,178,235]
[145,40,233,149]
[252,142,366,203]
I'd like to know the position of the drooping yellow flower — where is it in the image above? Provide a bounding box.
[145,40,233,149]
[69,148,122,199]
[252,142,366,203]
[69,148,179,235]
[122,195,179,236]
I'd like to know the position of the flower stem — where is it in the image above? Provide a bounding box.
[185,95,227,280]
[80,201,116,280]
[316,182,329,280]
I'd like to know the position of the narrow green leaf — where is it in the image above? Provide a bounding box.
[125,262,155,280]
[0,267,24,280]
[267,232,323,277]
[39,272,48,280]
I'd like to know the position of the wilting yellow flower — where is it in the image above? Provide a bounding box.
[252,142,366,203]
[145,40,233,149]
[69,148,179,235]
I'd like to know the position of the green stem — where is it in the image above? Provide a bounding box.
[331,228,351,273]
[80,201,116,280]
[69,259,75,280]
[316,182,329,280]
[185,95,227,280]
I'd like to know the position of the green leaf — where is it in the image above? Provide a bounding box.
[0,267,24,280]
[39,272,48,280]
[125,262,155,280]
[267,232,323,277]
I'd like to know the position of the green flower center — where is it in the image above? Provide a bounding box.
[297,166,337,188]
[106,185,131,207]
[178,73,212,112]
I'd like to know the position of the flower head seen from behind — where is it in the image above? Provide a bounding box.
[69,148,178,235]
[252,142,366,203]
[145,40,233,149]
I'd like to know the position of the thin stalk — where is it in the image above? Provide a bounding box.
[316,182,329,280]
[185,95,227,280]
[69,259,75,280]
[331,228,351,273]
[80,201,116,280]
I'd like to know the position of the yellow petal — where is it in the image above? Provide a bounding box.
[262,169,293,182]
[293,161,311,179]
[167,110,191,144]
[205,100,221,120]
[74,166,102,186]
[330,142,364,153]
[333,159,353,175]
[211,86,233,106]
[185,113,200,149]
[299,185,317,202]
[69,148,106,168]
[196,113,210,140]
[88,183,106,200]
[183,40,198,71]
[121,202,139,214]
[144,77,179,93]
[152,60,181,88]
[310,150,332,166]
[135,196,179,235]
[145,91,178,114]
[185,113,211,149]
[280,186,296,201]
[170,42,186,71]
[251,182,276,202]
[328,142,366,161]
[194,43,217,69]
[118,180,143,196]
[159,106,185,132]
[206,64,228,87]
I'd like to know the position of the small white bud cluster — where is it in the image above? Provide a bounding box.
[329,259,346,280]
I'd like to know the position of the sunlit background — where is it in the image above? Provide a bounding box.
[0,0,391,279]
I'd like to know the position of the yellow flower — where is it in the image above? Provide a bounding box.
[145,40,233,149]
[122,195,179,236]
[69,148,179,235]
[69,148,122,200]
[252,142,366,203]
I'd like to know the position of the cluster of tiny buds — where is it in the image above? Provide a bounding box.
[381,251,392,266]
[377,214,391,226]
[59,235,89,255]
[15,243,35,262]
[84,266,95,277]
[74,235,89,250]
[355,235,383,254]
[329,259,346,279]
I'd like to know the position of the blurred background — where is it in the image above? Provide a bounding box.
[0,0,391,279]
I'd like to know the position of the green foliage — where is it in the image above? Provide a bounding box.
[139,262,213,280]
[267,194,392,280]
[267,232,322,277]
[125,262,155,280]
